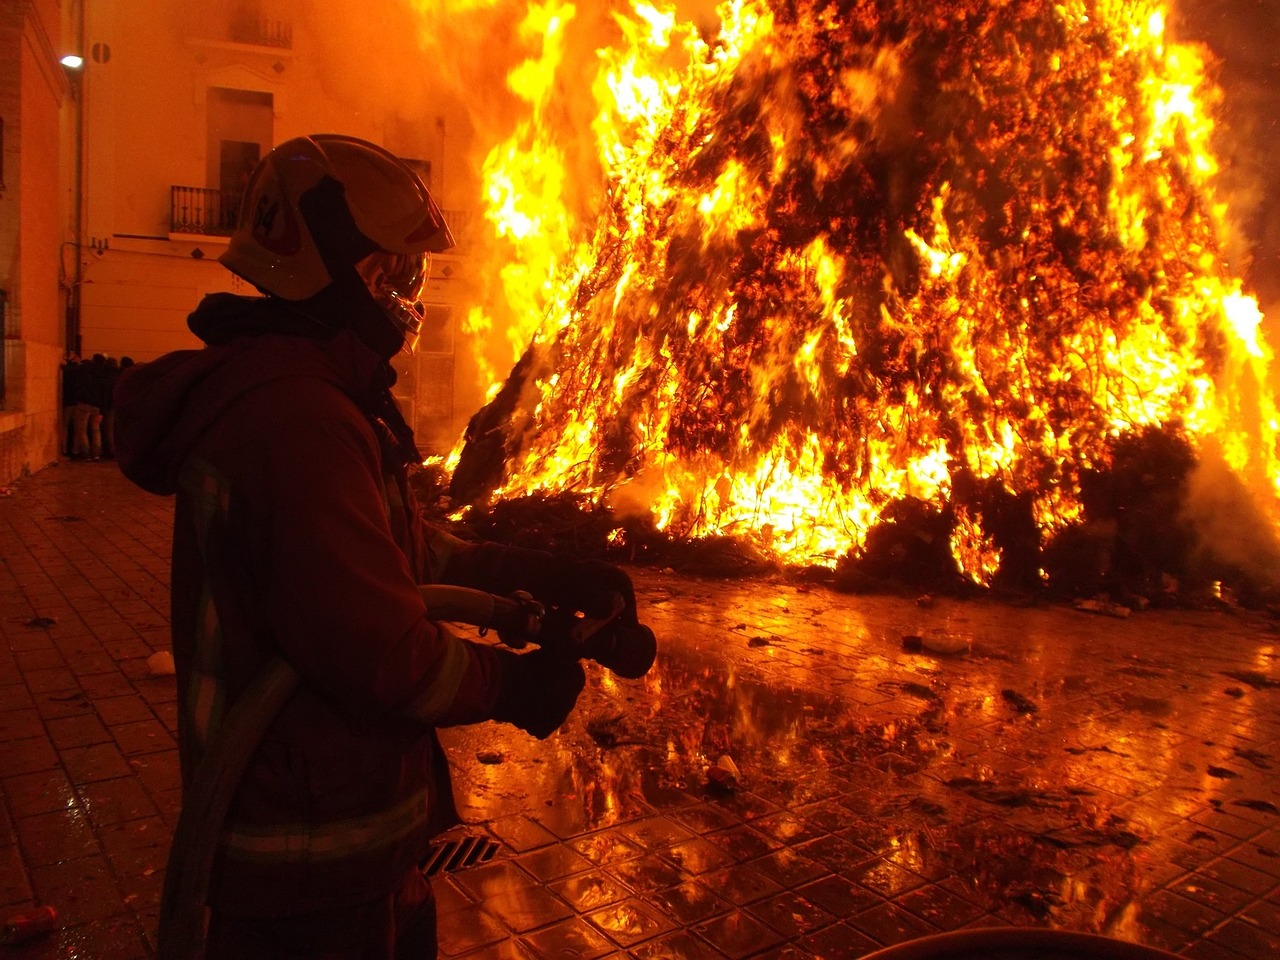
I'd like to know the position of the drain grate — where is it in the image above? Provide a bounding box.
[420,836,501,876]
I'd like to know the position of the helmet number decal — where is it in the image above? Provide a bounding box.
[251,192,302,256]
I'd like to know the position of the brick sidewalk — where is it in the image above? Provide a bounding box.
[2,460,1279,959]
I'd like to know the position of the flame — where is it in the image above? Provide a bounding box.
[437,0,1277,583]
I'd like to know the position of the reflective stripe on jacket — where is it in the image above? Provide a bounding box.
[150,332,502,918]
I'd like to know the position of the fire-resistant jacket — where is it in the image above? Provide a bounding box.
[114,294,505,917]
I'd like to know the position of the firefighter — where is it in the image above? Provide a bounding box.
[113,134,644,958]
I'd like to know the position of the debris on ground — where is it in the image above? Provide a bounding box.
[1232,799,1279,815]
[903,631,970,654]
[146,651,176,676]
[1,905,58,945]
[1233,747,1272,770]
[1223,670,1280,689]
[1073,596,1132,618]
[23,616,57,628]
[1002,689,1039,713]
[585,713,627,747]
[707,754,742,792]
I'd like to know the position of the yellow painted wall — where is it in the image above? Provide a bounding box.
[0,1,68,483]
[73,0,475,458]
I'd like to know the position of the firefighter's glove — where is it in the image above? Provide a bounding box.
[553,560,639,623]
[491,648,586,739]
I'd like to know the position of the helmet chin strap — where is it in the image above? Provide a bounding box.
[296,176,405,360]
[298,270,406,360]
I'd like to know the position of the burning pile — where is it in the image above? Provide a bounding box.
[442,0,1279,596]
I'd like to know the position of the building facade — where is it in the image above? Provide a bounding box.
[1,0,474,484]
[0,0,69,483]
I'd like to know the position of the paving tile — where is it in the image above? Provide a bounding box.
[453,858,536,903]
[437,904,508,956]
[489,815,562,853]
[92,694,155,727]
[61,742,133,785]
[569,829,645,867]
[630,929,728,959]
[795,922,881,959]
[1141,888,1228,936]
[4,463,1280,959]
[45,711,112,750]
[28,855,126,926]
[745,888,835,938]
[14,809,100,868]
[847,900,937,946]
[692,908,785,959]
[520,916,615,960]
[604,853,687,896]
[651,879,733,926]
[126,750,182,794]
[15,648,67,672]
[659,836,736,875]
[584,897,676,949]
[34,690,95,720]
[23,914,152,960]
[1192,855,1280,901]
[699,863,785,907]
[109,718,175,756]
[98,817,168,879]
[617,815,697,852]
[0,844,34,907]
[4,736,60,776]
[22,667,80,696]
[516,843,594,881]
[548,870,634,913]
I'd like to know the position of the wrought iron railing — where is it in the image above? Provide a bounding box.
[189,9,292,49]
[228,16,292,48]
[170,190,471,249]
[170,187,242,237]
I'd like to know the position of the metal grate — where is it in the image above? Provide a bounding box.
[420,836,500,877]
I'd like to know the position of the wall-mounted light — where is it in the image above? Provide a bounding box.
[60,54,84,69]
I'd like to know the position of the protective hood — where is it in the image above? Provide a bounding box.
[115,294,383,496]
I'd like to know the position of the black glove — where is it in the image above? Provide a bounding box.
[552,559,638,622]
[490,648,585,739]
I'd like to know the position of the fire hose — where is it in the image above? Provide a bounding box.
[156,585,656,960]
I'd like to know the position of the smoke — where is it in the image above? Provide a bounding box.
[1183,438,1280,590]
[1172,0,1280,327]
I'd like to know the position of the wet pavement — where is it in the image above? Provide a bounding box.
[1,460,1278,959]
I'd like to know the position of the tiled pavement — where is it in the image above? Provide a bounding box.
[2,460,1279,959]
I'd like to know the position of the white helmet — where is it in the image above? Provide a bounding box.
[220,134,454,353]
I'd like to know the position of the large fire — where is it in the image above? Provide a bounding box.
[424,0,1278,586]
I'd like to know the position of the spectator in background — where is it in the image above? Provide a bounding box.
[59,354,82,457]
[97,356,122,459]
[76,354,109,461]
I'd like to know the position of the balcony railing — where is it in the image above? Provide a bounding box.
[189,9,293,50]
[170,189,471,251]
[170,186,242,237]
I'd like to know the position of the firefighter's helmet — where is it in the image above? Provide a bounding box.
[220,134,454,352]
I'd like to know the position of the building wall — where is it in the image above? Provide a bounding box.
[0,0,68,485]
[72,0,475,455]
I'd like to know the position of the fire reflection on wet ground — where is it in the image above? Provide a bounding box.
[439,570,1280,957]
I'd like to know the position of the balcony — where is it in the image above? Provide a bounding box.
[170,187,471,252]
[188,9,293,51]
[169,186,241,238]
